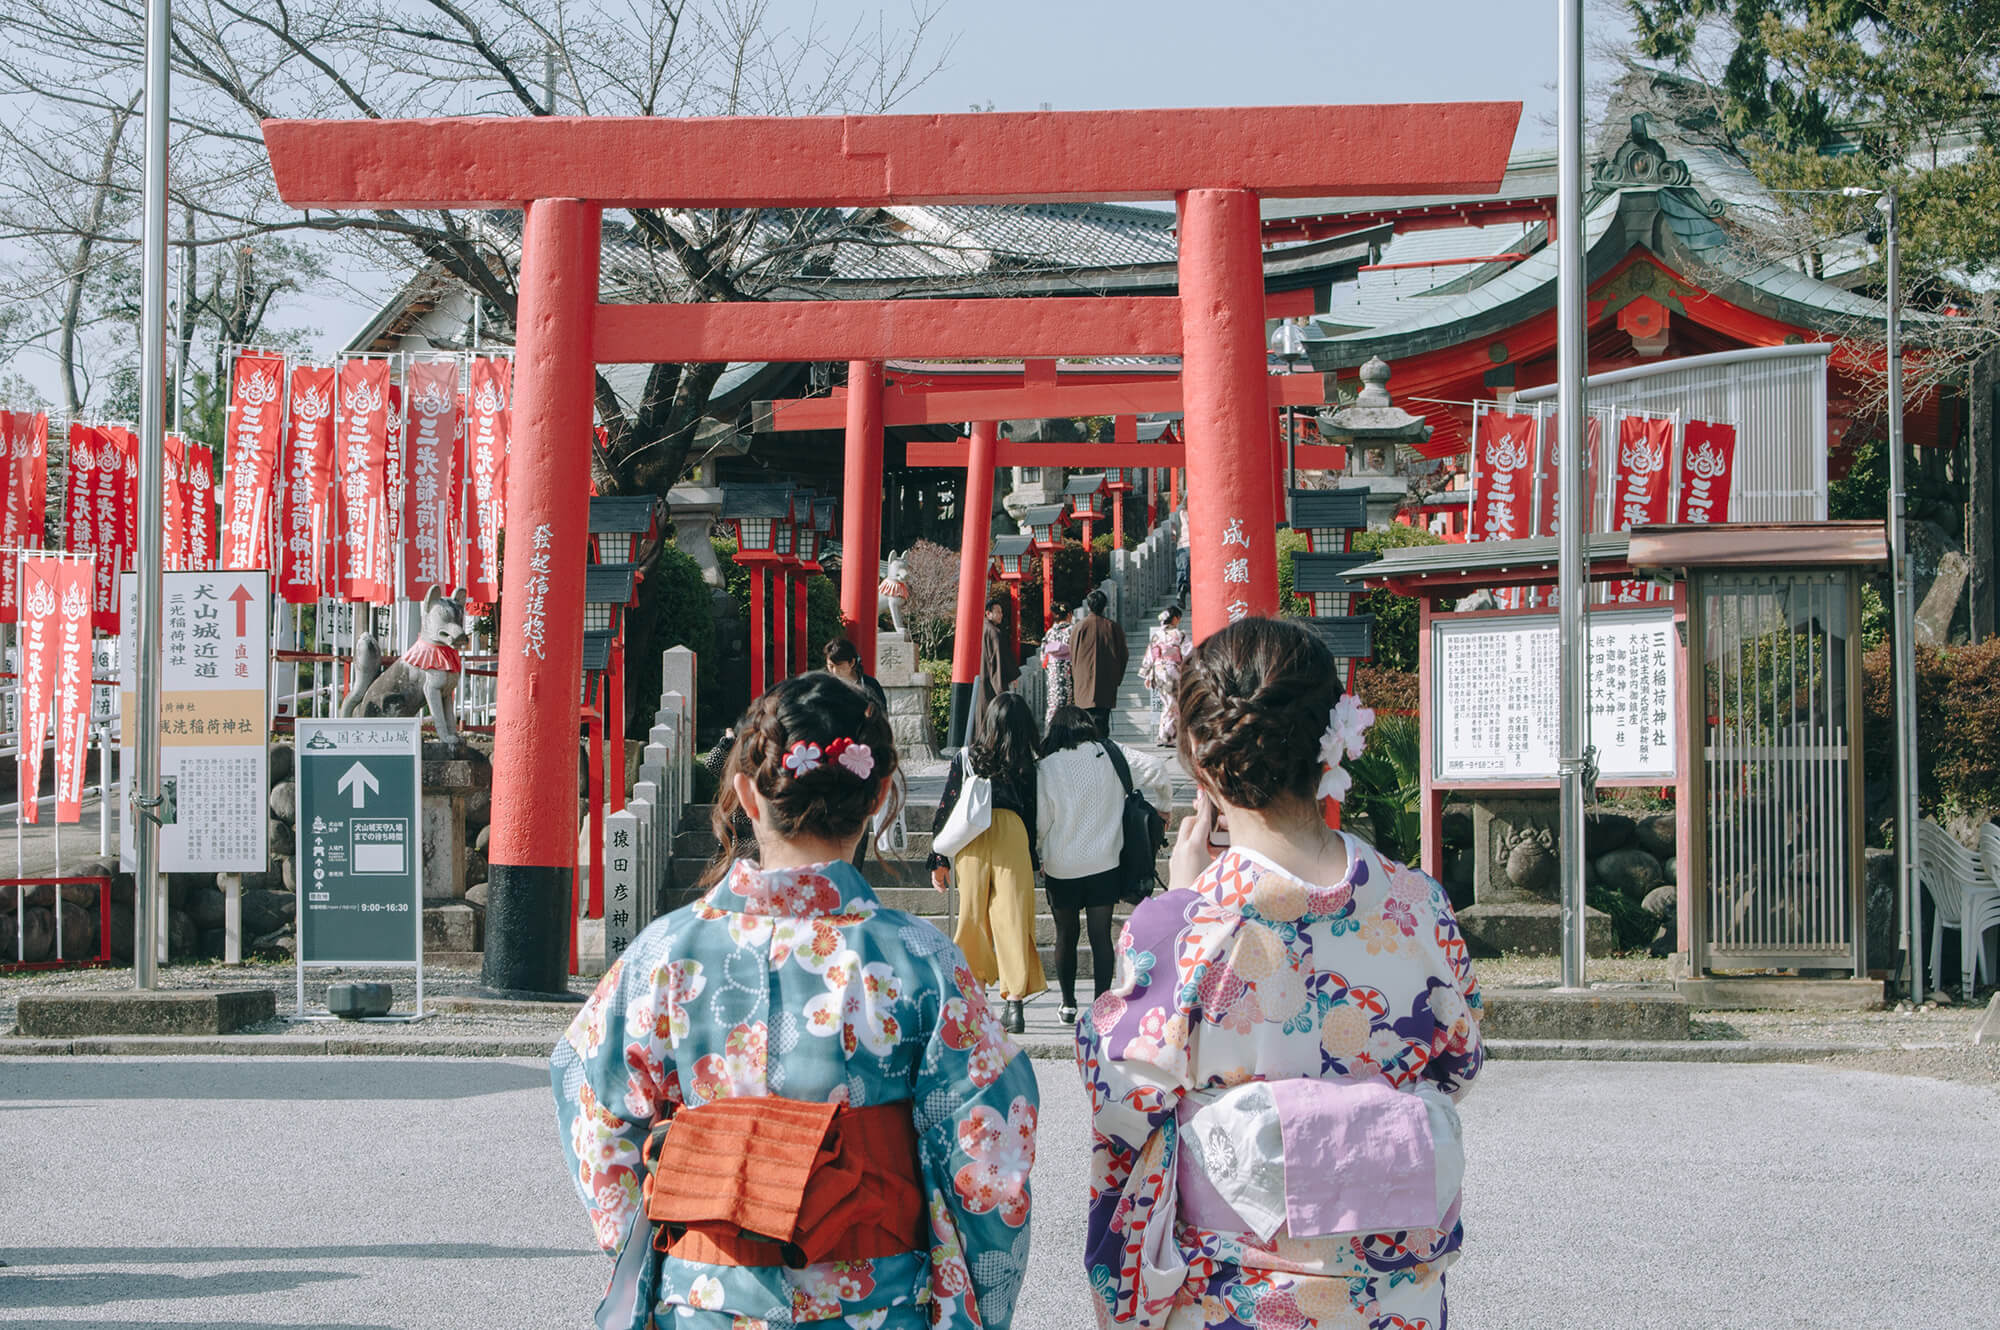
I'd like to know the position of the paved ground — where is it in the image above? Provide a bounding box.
[1,1057,1995,1329]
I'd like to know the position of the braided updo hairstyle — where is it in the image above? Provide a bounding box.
[1175,617,1342,811]
[702,672,900,882]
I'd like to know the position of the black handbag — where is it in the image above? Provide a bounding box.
[1102,742,1167,905]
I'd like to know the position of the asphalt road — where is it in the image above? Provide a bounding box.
[2,1056,1996,1329]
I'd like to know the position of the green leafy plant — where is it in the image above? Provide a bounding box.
[918,657,952,751]
[1341,712,1422,864]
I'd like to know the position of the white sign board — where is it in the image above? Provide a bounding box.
[1432,608,1678,783]
[120,571,272,872]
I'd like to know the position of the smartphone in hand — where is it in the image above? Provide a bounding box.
[1207,812,1231,853]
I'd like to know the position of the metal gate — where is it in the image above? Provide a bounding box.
[1691,569,1865,974]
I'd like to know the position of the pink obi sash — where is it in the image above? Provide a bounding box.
[1173,1077,1462,1241]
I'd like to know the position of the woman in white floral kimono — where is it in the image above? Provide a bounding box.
[1078,618,1483,1330]
[555,672,1039,1330]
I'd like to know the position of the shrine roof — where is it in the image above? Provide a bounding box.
[1300,110,1932,373]
[1353,531,1637,593]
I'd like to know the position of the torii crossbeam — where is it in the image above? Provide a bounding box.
[261,101,1518,997]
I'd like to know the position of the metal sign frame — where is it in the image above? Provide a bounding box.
[292,715,426,1021]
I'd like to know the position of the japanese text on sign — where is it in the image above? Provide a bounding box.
[1432,609,1677,783]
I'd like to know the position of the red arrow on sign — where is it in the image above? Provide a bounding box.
[228,584,254,638]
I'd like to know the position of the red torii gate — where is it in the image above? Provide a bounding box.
[761,366,1348,741]
[262,103,1518,997]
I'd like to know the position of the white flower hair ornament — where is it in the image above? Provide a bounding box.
[782,741,824,777]
[825,738,876,780]
[1316,695,1376,803]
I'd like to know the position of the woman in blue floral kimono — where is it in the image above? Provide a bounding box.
[555,672,1040,1330]
[1078,619,1482,1330]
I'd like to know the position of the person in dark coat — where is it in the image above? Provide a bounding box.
[1069,588,1129,740]
[971,594,1019,722]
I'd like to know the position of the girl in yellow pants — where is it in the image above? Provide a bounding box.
[931,692,1046,1032]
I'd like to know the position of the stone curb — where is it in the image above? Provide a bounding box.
[0,1034,1905,1063]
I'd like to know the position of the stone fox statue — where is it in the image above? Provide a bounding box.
[341,586,472,746]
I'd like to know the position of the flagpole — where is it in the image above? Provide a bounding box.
[131,0,171,989]
[1555,0,1590,992]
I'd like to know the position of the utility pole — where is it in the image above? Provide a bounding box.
[1555,0,1590,991]
[1881,187,1924,1000]
[132,0,172,987]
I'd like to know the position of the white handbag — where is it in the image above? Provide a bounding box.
[931,760,993,860]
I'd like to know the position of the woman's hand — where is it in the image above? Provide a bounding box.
[1169,790,1222,893]
[931,865,951,893]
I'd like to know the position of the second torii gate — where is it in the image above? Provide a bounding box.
[262,102,1518,997]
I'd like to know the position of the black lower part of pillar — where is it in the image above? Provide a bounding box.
[479,863,582,1001]
[947,680,975,750]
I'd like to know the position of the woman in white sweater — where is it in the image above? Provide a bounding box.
[1036,706,1176,1024]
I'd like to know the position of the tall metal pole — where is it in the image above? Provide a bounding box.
[1555,0,1590,991]
[1883,188,1924,999]
[132,0,172,988]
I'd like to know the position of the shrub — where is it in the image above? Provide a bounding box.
[1342,712,1421,864]
[918,657,952,751]
[1274,528,1310,619]
[1865,637,2000,816]
[1351,666,1419,716]
[899,540,961,660]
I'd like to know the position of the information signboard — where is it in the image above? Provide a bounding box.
[1432,608,1677,783]
[119,570,271,872]
[294,717,423,969]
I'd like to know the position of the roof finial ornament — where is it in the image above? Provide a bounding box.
[1593,112,1696,191]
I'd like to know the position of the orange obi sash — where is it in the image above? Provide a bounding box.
[641,1097,925,1269]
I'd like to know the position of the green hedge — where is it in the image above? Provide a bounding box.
[1866,637,2000,818]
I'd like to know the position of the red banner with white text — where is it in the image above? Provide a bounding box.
[221,350,286,570]
[0,409,47,622]
[1676,421,1736,524]
[279,365,335,605]
[163,433,188,571]
[385,383,406,585]
[465,356,510,603]
[1609,414,1676,602]
[188,444,216,569]
[334,359,393,602]
[54,557,92,823]
[16,557,57,823]
[1470,409,1537,543]
[403,359,463,598]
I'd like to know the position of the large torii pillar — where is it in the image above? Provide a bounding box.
[840,362,885,668]
[1179,189,1281,638]
[487,198,601,997]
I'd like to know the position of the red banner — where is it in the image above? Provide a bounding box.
[385,383,406,582]
[54,558,92,824]
[91,427,134,633]
[279,364,335,605]
[163,432,188,572]
[1470,409,1537,543]
[1611,415,1674,531]
[334,358,392,602]
[0,409,47,622]
[1676,421,1737,524]
[188,444,216,569]
[16,558,57,824]
[403,359,463,598]
[465,356,511,602]
[221,350,286,570]
[61,423,97,563]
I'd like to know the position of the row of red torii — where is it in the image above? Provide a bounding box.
[261,102,1520,996]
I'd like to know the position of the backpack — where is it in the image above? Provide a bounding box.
[1102,742,1167,905]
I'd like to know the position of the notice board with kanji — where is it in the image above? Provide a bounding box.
[119,570,272,872]
[1431,607,1677,783]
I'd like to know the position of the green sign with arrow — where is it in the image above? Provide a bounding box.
[295,717,423,966]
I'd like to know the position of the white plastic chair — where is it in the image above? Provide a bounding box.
[1914,821,2000,1001]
